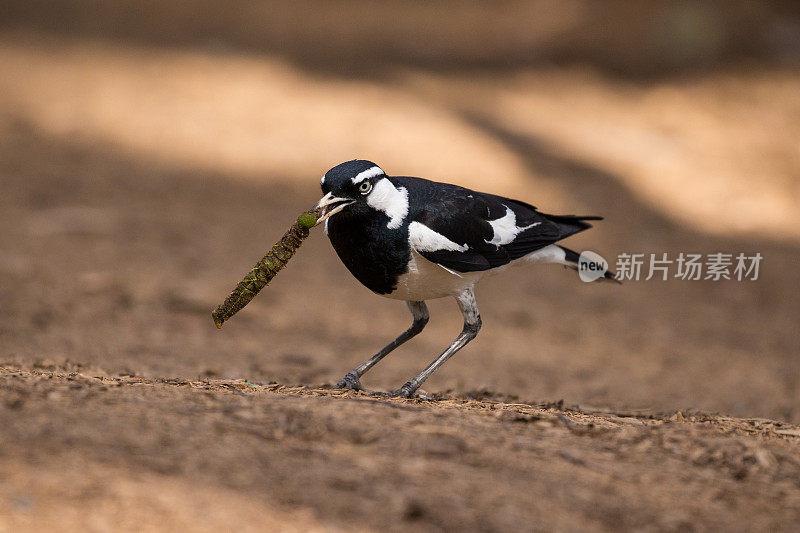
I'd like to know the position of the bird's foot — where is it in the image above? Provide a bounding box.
[387,382,429,400]
[335,375,430,399]
[334,371,366,392]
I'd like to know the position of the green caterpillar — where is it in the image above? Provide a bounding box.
[212,209,319,329]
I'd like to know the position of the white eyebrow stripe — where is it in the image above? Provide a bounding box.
[351,166,385,184]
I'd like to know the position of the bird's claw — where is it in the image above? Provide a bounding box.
[335,375,429,400]
[334,371,364,391]
[389,382,425,399]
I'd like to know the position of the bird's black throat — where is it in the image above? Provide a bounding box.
[326,210,410,295]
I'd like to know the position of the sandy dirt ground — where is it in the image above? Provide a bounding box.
[1,4,800,529]
[3,364,800,532]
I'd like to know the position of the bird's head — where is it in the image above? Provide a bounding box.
[314,160,390,223]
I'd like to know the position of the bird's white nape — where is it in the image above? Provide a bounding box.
[485,206,540,247]
[366,178,408,229]
[351,166,385,184]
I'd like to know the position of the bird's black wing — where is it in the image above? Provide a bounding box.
[407,187,506,272]
[407,184,599,273]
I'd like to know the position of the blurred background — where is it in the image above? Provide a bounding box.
[1,0,799,417]
[3,2,800,530]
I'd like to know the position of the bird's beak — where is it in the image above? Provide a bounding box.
[314,192,355,224]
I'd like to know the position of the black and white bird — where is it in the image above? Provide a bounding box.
[314,159,616,398]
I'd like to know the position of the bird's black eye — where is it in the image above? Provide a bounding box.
[358,181,373,195]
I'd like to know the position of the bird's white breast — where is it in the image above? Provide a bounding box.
[386,244,570,301]
[387,250,484,301]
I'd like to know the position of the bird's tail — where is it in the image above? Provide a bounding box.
[557,245,620,283]
[539,213,603,242]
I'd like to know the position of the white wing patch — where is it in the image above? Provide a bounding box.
[485,205,540,247]
[366,178,408,229]
[408,221,469,253]
[351,166,385,184]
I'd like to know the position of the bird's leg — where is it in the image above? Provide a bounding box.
[392,288,481,398]
[335,301,429,391]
